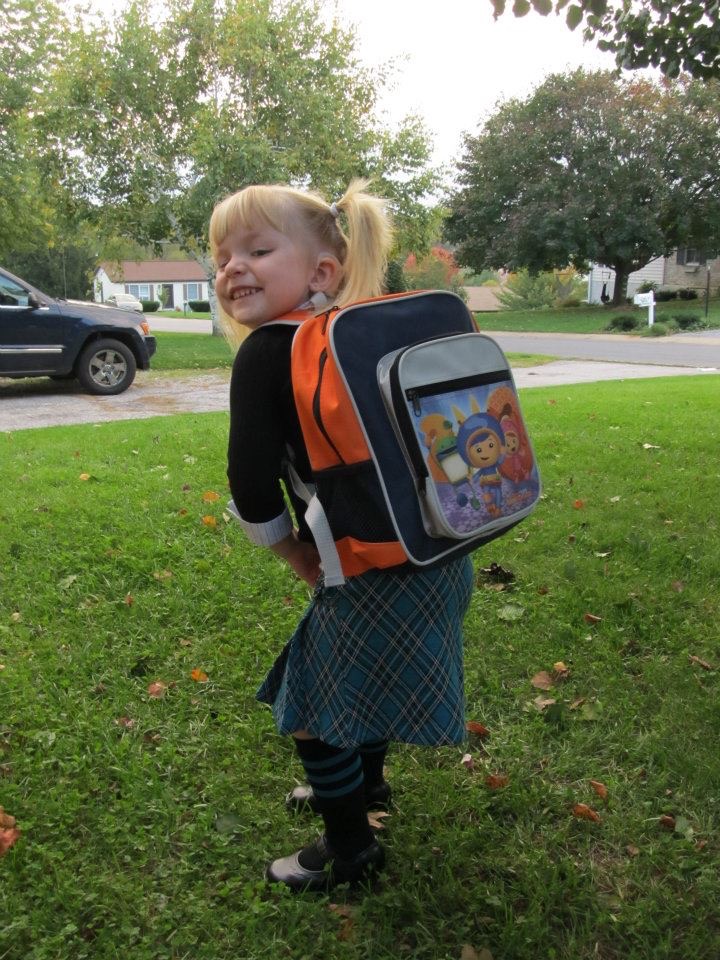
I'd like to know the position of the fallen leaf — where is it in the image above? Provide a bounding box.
[465,721,491,739]
[531,670,554,690]
[670,580,684,593]
[58,574,79,590]
[533,695,557,712]
[569,697,586,710]
[583,612,602,624]
[689,655,713,671]
[537,585,549,595]
[178,508,189,517]
[659,814,676,830]
[572,803,601,823]
[0,807,16,829]
[202,491,220,502]
[552,661,570,679]
[114,716,135,729]
[497,603,525,622]
[626,844,640,857]
[589,780,608,801]
[79,472,91,481]
[609,495,621,503]
[153,569,173,581]
[642,443,660,450]
[124,593,134,606]
[190,668,209,683]
[461,753,474,770]
[0,827,21,857]
[572,499,585,509]
[147,680,168,698]
[478,563,515,585]
[485,774,509,790]
[201,515,217,528]
[10,612,21,623]
[328,903,355,919]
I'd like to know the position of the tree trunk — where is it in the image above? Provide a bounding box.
[611,264,630,306]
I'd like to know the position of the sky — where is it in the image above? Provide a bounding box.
[329,0,617,171]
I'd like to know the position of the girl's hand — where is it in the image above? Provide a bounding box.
[270,532,321,587]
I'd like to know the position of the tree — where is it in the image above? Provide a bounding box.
[40,0,438,333]
[489,0,720,80]
[444,70,720,305]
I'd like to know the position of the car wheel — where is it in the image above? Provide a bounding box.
[76,338,137,395]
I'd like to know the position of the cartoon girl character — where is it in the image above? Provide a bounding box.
[488,387,533,484]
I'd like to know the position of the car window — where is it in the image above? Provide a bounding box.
[0,274,30,307]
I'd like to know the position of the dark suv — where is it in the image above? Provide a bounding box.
[0,267,157,395]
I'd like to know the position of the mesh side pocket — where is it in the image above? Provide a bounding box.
[313,460,396,543]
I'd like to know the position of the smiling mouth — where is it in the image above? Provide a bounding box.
[232,287,261,300]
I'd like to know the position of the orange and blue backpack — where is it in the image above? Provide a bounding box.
[286,290,541,585]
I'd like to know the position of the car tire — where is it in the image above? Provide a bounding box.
[76,338,137,395]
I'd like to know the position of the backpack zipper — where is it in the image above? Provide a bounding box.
[312,348,345,464]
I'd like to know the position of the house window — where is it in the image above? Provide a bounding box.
[183,282,203,301]
[676,248,706,266]
[127,283,152,299]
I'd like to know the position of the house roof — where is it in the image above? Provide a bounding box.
[99,260,208,283]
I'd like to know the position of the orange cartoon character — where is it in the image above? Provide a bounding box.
[487,387,533,484]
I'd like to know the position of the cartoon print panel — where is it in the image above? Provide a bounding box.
[413,380,540,536]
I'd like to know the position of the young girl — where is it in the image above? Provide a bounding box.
[210,180,474,892]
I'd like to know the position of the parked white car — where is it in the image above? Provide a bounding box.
[106,293,143,313]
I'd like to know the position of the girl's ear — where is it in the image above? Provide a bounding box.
[309,254,342,294]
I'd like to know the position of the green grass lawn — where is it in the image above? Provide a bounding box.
[476,298,720,334]
[2,376,719,959]
[149,333,555,372]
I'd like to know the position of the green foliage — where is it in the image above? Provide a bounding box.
[497,268,585,311]
[2,243,96,299]
[491,0,720,80]
[445,69,720,307]
[642,321,670,336]
[655,289,678,301]
[605,313,640,331]
[677,288,699,300]
[384,259,407,294]
[636,280,658,293]
[187,300,210,312]
[140,300,160,312]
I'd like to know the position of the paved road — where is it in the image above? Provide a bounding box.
[490,329,720,368]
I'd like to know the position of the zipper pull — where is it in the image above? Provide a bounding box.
[407,389,421,417]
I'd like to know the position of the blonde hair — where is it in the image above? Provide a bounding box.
[209,180,393,344]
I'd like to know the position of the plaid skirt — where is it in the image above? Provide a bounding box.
[256,556,474,748]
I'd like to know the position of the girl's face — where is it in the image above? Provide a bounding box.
[214,222,322,330]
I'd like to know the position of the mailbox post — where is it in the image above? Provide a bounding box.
[633,291,655,326]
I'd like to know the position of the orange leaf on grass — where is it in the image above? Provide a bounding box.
[124,594,134,606]
[584,612,602,624]
[0,807,16,829]
[201,515,217,528]
[190,668,209,683]
[659,815,676,830]
[79,472,91,481]
[485,774,509,790]
[589,780,608,800]
[572,499,585,509]
[147,680,168,698]
[202,491,220,502]
[465,721,490,738]
[689,654,714,671]
[572,803,602,823]
[0,827,21,857]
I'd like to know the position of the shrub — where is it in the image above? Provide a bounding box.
[671,313,708,330]
[642,322,669,336]
[558,297,582,308]
[188,300,211,312]
[404,248,467,300]
[605,313,640,331]
[497,269,557,310]
[637,281,657,293]
[141,300,160,312]
[655,289,677,302]
[384,259,407,294]
[677,288,699,300]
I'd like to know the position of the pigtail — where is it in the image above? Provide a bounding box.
[333,180,393,306]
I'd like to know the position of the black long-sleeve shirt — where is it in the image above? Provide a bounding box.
[227,321,313,545]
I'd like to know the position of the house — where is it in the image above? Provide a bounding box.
[587,248,720,303]
[94,260,210,309]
